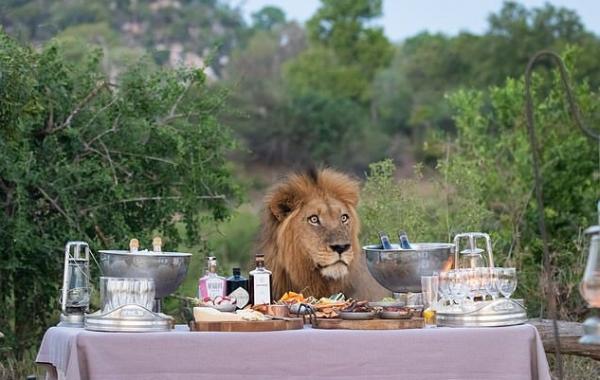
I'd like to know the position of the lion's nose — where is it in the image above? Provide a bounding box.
[330,244,351,255]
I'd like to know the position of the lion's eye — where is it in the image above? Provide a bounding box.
[341,214,349,223]
[308,215,320,225]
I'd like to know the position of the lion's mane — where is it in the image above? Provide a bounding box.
[257,168,388,300]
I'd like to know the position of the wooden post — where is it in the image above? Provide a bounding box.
[529,319,600,361]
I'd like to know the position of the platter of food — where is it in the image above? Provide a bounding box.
[190,307,304,332]
[277,292,424,329]
[312,317,424,330]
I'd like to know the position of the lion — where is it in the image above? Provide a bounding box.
[257,168,389,300]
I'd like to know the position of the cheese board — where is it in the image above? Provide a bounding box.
[312,317,424,330]
[190,318,304,332]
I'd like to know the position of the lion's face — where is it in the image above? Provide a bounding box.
[261,168,361,298]
[289,196,355,280]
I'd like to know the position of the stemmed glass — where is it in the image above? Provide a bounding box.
[497,267,517,300]
[465,268,481,302]
[449,269,469,308]
[482,267,500,300]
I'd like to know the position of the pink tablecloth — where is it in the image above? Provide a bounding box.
[36,324,551,380]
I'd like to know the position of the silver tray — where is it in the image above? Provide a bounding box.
[368,301,405,308]
[85,304,172,332]
[436,299,526,327]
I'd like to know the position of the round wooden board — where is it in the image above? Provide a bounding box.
[313,317,424,330]
[191,318,304,332]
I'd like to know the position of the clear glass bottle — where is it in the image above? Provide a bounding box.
[226,268,249,309]
[249,254,272,305]
[198,257,226,301]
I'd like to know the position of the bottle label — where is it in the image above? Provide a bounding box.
[199,277,225,300]
[229,287,250,308]
[253,273,271,305]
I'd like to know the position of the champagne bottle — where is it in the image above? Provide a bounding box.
[398,231,413,250]
[378,231,393,250]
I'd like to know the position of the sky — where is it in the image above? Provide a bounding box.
[234,0,600,42]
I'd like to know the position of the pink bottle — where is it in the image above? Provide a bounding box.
[198,256,226,301]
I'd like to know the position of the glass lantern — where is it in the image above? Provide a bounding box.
[579,201,600,345]
[59,241,91,327]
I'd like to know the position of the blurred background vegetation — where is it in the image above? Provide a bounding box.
[1,0,599,378]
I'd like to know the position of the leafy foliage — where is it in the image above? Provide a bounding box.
[0,30,239,357]
[359,159,492,245]
[445,49,600,318]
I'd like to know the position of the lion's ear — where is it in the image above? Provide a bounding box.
[268,184,298,222]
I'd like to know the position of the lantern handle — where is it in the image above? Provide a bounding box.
[452,232,494,269]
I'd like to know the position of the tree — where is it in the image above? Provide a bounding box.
[251,6,286,31]
[223,21,306,163]
[287,0,392,103]
[0,31,239,358]
[306,0,391,81]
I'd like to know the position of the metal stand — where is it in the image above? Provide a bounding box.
[85,304,172,332]
[58,313,85,328]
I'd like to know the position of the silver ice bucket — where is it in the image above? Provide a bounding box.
[99,250,191,299]
[364,243,455,293]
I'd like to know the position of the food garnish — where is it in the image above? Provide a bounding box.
[236,309,269,321]
[340,300,373,313]
[278,291,307,304]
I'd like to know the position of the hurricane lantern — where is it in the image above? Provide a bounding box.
[579,201,600,345]
[59,241,92,327]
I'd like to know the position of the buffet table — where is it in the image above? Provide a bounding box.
[37,324,550,380]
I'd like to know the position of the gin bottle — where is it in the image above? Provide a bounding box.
[226,268,249,309]
[198,257,226,301]
[249,254,272,305]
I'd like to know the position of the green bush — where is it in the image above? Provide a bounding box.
[359,159,492,245]
[444,48,599,318]
[0,31,239,358]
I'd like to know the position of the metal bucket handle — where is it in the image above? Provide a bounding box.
[452,232,494,269]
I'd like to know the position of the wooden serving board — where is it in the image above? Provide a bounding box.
[190,318,304,332]
[313,317,424,330]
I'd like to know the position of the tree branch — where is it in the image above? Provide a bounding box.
[98,140,118,185]
[107,150,177,165]
[36,186,81,232]
[80,195,226,213]
[37,81,109,137]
